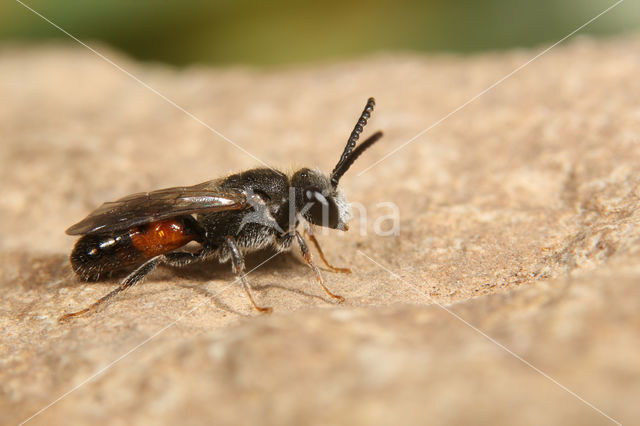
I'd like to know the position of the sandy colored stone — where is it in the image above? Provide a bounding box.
[1,36,640,425]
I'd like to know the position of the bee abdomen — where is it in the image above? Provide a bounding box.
[70,218,199,281]
[70,231,142,281]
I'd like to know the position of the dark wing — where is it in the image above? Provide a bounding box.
[66,180,247,235]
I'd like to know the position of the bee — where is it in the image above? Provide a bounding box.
[60,98,383,322]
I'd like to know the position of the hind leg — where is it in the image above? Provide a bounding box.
[59,248,215,322]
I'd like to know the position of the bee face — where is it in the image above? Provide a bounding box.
[291,168,351,230]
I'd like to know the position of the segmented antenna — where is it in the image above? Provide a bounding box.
[330,97,376,187]
[330,131,383,185]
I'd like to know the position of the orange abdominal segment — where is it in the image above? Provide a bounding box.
[130,219,197,259]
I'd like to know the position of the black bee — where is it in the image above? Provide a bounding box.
[60,98,383,321]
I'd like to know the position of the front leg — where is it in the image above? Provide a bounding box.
[295,231,345,303]
[303,226,351,273]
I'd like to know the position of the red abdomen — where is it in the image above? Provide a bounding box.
[130,219,198,258]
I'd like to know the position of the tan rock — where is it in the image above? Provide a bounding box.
[1,36,639,425]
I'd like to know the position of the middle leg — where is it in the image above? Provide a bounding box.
[225,236,272,313]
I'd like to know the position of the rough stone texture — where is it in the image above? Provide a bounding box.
[1,36,640,425]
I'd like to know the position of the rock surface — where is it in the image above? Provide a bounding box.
[1,36,639,425]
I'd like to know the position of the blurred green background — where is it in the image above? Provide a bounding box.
[2,0,639,66]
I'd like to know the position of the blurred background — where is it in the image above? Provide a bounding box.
[2,0,639,67]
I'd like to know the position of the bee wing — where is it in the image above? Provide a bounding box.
[66,180,247,235]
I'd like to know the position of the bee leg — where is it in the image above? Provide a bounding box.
[225,236,272,313]
[295,231,345,303]
[59,249,214,322]
[303,226,351,273]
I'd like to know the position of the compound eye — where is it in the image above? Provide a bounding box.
[302,188,340,229]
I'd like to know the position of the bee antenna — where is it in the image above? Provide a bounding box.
[330,131,383,187]
[330,97,377,187]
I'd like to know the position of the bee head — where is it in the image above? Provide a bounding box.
[291,168,350,230]
[291,97,383,230]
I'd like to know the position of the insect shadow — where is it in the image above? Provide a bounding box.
[171,248,331,305]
